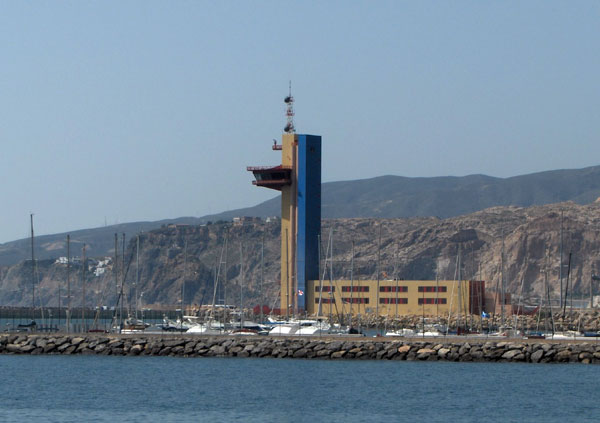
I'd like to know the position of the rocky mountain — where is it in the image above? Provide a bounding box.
[2,165,600,266]
[2,201,600,309]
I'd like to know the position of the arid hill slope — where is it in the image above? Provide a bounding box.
[1,202,600,308]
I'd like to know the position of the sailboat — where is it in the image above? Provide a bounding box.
[19,214,38,332]
[121,234,149,333]
[187,233,230,335]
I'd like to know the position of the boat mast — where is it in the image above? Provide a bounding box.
[470,245,475,331]
[478,262,483,333]
[394,242,399,322]
[516,272,526,332]
[58,272,61,328]
[209,234,226,327]
[114,233,118,316]
[545,250,555,334]
[182,236,188,320]
[563,252,572,317]
[285,229,290,320]
[590,268,599,309]
[445,254,460,336]
[120,233,125,327]
[239,241,244,329]
[317,233,322,316]
[350,240,354,327]
[457,244,462,332]
[435,260,439,324]
[136,234,140,320]
[329,228,334,322]
[66,234,71,333]
[569,252,574,313]
[81,243,86,333]
[590,266,594,309]
[375,224,382,326]
[260,233,264,323]
[500,230,505,328]
[223,229,228,308]
[422,284,425,338]
[559,211,564,309]
[30,213,35,322]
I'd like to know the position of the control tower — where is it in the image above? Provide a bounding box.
[247,88,321,316]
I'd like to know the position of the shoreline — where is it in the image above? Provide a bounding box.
[2,333,600,364]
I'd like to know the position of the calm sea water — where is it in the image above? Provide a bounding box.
[0,355,598,422]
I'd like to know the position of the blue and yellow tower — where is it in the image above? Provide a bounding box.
[248,92,321,316]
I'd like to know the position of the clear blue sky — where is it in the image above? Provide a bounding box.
[1,1,599,242]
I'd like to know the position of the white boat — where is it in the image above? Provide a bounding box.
[389,321,445,337]
[419,330,444,337]
[385,328,417,337]
[268,321,301,336]
[119,316,150,334]
[229,320,271,335]
[545,331,581,340]
[295,320,332,335]
[186,321,227,335]
[388,329,443,337]
[229,329,259,336]
[268,319,350,336]
[162,316,194,332]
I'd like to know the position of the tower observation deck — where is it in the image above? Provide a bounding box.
[247,89,321,316]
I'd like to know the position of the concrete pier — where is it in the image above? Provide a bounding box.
[2,333,600,364]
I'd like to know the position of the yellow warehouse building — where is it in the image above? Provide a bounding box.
[305,279,485,317]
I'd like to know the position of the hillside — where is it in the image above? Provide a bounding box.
[199,164,600,221]
[2,202,600,309]
[1,165,599,266]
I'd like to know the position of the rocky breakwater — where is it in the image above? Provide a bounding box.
[2,334,600,364]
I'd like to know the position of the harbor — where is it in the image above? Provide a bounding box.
[3,96,600,350]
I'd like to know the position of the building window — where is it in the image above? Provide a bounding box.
[379,298,408,304]
[342,297,369,304]
[316,298,335,304]
[342,286,369,293]
[418,298,447,305]
[379,286,408,293]
[418,286,446,293]
[315,286,335,292]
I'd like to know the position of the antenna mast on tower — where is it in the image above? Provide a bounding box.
[284,81,295,133]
